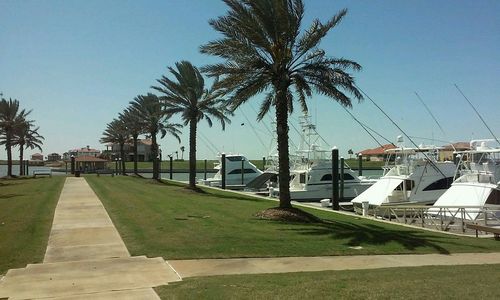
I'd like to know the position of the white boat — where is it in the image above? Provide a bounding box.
[351,138,456,211]
[431,139,500,220]
[287,115,377,201]
[199,154,263,187]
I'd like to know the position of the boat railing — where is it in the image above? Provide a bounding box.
[372,205,500,234]
[456,172,496,184]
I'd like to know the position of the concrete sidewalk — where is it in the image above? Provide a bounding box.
[168,252,500,277]
[0,177,180,300]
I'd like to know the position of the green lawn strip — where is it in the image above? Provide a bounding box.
[86,176,500,259]
[0,177,65,275]
[155,264,500,299]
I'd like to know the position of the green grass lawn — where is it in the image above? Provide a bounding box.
[0,177,65,275]
[86,176,500,260]
[155,264,500,299]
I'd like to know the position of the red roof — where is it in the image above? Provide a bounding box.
[358,144,397,156]
[74,156,108,162]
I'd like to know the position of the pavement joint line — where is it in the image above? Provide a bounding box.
[165,260,183,281]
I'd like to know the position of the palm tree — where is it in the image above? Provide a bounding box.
[100,118,129,175]
[0,98,31,177]
[152,61,232,189]
[130,93,182,180]
[200,0,363,208]
[180,146,185,160]
[120,107,144,175]
[13,120,44,176]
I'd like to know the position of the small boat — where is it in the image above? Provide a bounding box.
[351,137,456,212]
[199,154,263,187]
[431,139,500,220]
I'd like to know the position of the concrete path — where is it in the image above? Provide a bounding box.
[0,177,180,300]
[169,252,500,277]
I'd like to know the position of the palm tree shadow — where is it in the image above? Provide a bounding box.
[279,219,465,254]
[0,193,23,199]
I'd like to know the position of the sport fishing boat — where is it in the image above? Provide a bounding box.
[431,139,500,220]
[351,137,456,212]
[199,154,263,187]
[287,115,377,201]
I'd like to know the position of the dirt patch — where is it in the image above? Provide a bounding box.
[255,207,322,223]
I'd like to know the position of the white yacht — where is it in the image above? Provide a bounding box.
[431,139,500,220]
[287,115,377,201]
[199,154,263,187]
[351,138,456,211]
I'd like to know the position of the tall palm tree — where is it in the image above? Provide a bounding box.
[0,98,31,177]
[13,120,44,176]
[200,0,363,208]
[152,61,232,189]
[130,93,182,180]
[120,107,144,175]
[100,118,129,175]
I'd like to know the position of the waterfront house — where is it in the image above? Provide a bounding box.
[105,138,154,162]
[357,144,397,161]
[31,153,44,161]
[47,153,62,161]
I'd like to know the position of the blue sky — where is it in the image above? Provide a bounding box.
[1,0,499,160]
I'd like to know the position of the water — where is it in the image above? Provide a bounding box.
[0,164,66,177]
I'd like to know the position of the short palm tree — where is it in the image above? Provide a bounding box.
[100,118,129,175]
[120,107,144,175]
[152,61,232,189]
[201,0,363,208]
[13,120,44,176]
[130,93,182,180]
[0,98,31,177]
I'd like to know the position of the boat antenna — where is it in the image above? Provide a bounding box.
[238,107,268,150]
[354,84,447,178]
[454,84,500,146]
[414,92,446,136]
[341,106,384,148]
[198,130,220,155]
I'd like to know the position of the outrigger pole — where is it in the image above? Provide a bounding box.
[454,84,500,146]
[414,92,446,136]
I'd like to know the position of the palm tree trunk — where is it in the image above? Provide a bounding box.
[133,134,138,175]
[120,142,126,175]
[275,90,292,208]
[152,133,158,180]
[19,146,24,176]
[6,136,13,177]
[188,118,197,188]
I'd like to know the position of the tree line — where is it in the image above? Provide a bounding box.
[101,0,363,209]
[0,97,44,177]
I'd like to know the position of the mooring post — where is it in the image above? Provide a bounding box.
[241,157,244,185]
[332,147,339,210]
[204,159,207,180]
[358,153,363,176]
[340,157,345,201]
[262,156,266,171]
[25,160,29,176]
[221,153,226,189]
[169,156,173,180]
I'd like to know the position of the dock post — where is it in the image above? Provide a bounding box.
[169,156,173,180]
[221,153,226,189]
[25,160,29,176]
[332,148,339,210]
[204,159,207,180]
[358,153,363,176]
[340,157,345,201]
[262,156,266,171]
[241,157,244,185]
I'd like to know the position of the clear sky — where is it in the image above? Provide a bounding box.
[1,0,499,160]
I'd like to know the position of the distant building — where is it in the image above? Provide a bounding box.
[439,142,470,161]
[357,144,397,161]
[31,153,44,161]
[47,153,62,161]
[75,156,109,172]
[105,139,154,162]
[63,146,101,160]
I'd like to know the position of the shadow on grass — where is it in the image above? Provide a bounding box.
[274,219,472,254]
[0,193,23,199]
